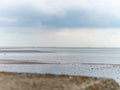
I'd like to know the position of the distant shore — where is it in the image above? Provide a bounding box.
[0,60,55,64]
[0,50,55,53]
[0,60,120,66]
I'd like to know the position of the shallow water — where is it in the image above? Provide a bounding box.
[0,64,120,84]
[0,47,120,64]
[0,47,120,84]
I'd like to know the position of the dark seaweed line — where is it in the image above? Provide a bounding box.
[0,50,55,53]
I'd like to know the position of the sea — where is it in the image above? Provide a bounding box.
[0,47,120,84]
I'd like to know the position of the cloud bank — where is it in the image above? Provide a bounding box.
[0,0,120,47]
[0,0,120,28]
[0,28,120,47]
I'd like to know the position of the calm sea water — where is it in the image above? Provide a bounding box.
[0,47,120,64]
[0,47,120,84]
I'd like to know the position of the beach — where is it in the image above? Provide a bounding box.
[0,72,119,90]
[0,60,120,90]
[0,47,120,89]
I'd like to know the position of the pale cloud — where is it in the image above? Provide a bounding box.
[30,0,120,18]
[0,0,120,28]
[0,28,120,47]
[0,0,120,47]
[52,28,120,47]
[1,0,120,17]
[24,0,120,18]
[0,17,18,23]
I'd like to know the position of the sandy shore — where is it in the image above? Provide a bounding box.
[0,60,120,90]
[0,72,119,90]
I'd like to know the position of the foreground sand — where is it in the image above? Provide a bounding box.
[0,72,119,90]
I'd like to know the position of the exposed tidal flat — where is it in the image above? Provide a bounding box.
[0,62,120,84]
[0,47,120,89]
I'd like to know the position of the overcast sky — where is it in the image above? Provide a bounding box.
[0,0,120,47]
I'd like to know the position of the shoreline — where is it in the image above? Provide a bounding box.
[0,60,120,87]
[0,72,119,90]
[0,60,120,65]
[0,50,55,53]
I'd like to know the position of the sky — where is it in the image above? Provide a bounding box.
[0,0,120,47]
